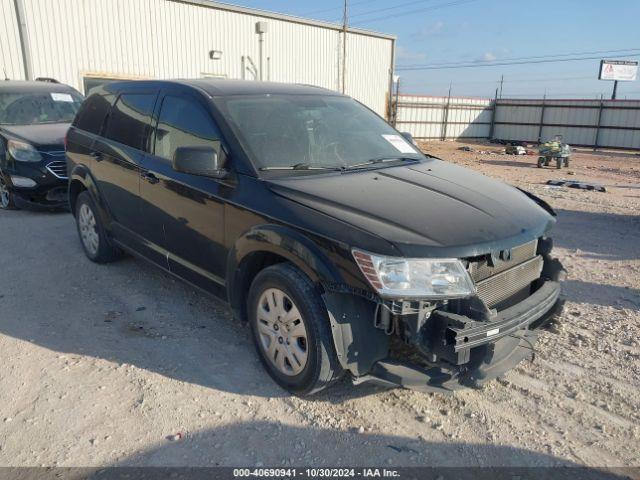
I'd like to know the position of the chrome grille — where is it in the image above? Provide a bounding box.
[46,160,68,179]
[469,240,538,282]
[475,256,543,308]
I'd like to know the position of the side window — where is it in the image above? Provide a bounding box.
[104,93,156,150]
[73,93,112,135]
[154,95,224,163]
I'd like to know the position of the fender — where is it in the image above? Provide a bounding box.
[227,223,390,376]
[226,223,344,316]
[68,164,113,230]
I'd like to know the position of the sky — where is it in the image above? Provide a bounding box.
[224,0,640,99]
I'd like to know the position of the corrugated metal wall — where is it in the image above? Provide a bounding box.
[0,0,24,79]
[395,94,640,149]
[395,95,493,139]
[0,0,393,116]
[493,99,640,149]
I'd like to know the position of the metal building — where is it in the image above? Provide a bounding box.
[0,0,395,116]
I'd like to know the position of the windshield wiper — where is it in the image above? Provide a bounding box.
[344,156,420,171]
[259,162,344,172]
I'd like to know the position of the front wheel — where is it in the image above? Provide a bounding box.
[0,173,17,210]
[248,263,343,395]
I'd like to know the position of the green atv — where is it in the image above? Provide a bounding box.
[537,135,571,169]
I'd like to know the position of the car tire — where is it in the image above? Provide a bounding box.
[75,191,121,263]
[248,263,343,395]
[0,172,17,210]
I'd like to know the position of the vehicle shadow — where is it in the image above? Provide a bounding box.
[562,280,639,311]
[553,209,640,262]
[0,211,399,401]
[104,421,627,479]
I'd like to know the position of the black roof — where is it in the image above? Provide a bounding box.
[0,80,79,94]
[104,78,342,97]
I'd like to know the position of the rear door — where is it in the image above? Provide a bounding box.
[139,89,229,292]
[91,90,158,256]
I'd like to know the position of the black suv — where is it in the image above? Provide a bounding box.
[0,80,83,209]
[66,80,564,395]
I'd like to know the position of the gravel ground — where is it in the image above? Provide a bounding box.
[0,140,638,470]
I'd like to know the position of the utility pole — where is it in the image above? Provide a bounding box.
[341,0,348,94]
[255,22,268,81]
[611,80,618,100]
[499,74,504,98]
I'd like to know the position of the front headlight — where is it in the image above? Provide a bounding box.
[353,249,475,299]
[8,139,42,163]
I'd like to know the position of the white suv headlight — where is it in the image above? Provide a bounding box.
[353,249,475,299]
[8,139,42,163]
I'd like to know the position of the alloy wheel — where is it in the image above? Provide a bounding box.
[0,176,10,209]
[78,203,99,256]
[256,288,309,376]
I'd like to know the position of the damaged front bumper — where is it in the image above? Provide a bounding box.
[323,254,565,394]
[360,282,564,393]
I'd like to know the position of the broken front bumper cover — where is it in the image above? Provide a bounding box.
[356,280,564,393]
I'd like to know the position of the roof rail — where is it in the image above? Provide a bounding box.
[35,77,60,83]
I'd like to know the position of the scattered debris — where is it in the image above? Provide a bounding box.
[386,444,419,454]
[166,432,184,442]
[505,144,527,155]
[546,179,607,192]
[136,306,146,312]
[458,146,473,152]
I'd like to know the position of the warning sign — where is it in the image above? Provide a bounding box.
[599,60,638,81]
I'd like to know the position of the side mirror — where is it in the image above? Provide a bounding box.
[172,144,228,179]
[400,131,415,145]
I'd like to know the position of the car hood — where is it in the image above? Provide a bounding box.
[0,123,69,150]
[267,159,555,258]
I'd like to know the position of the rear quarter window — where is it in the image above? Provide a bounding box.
[73,93,113,135]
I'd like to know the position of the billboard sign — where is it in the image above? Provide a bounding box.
[599,60,638,81]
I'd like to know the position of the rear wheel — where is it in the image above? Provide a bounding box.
[248,263,342,395]
[75,191,121,263]
[0,173,17,210]
[556,158,562,169]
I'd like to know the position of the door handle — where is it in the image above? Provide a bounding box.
[142,172,160,185]
[89,151,103,162]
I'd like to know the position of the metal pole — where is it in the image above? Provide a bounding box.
[13,0,32,80]
[386,39,396,123]
[258,32,264,81]
[499,74,504,98]
[393,77,400,127]
[442,83,452,141]
[594,94,604,151]
[488,87,498,141]
[537,94,546,144]
[611,80,618,100]
[341,0,348,93]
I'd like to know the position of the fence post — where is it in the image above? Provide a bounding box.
[537,94,546,144]
[594,95,604,151]
[393,77,401,127]
[488,88,498,141]
[441,85,452,141]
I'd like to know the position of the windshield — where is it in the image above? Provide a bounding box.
[0,90,83,125]
[214,94,424,172]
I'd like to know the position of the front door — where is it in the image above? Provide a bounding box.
[139,91,230,292]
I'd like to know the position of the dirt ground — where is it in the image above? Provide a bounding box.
[0,140,638,470]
